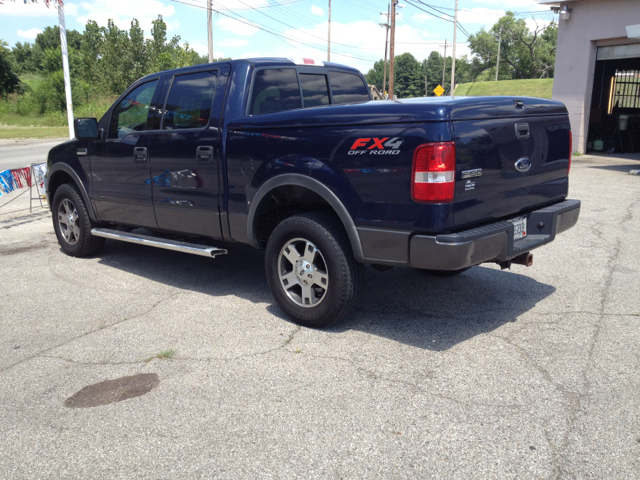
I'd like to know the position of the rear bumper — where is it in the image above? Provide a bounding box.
[409,199,580,270]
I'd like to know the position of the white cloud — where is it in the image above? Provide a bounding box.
[524,17,552,33]
[188,42,226,58]
[413,13,434,24]
[1,1,78,16]
[217,38,250,47]
[17,28,43,40]
[215,17,260,37]
[457,7,506,26]
[311,5,324,16]
[213,0,269,10]
[469,0,538,7]
[75,0,175,33]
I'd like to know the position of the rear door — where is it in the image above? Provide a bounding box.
[453,114,571,227]
[148,65,229,238]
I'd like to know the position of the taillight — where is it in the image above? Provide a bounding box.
[568,131,572,175]
[411,142,456,203]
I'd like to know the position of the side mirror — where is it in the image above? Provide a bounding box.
[74,118,98,139]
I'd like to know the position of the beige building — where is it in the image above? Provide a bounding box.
[539,0,640,153]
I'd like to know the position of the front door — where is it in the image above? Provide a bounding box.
[148,66,229,238]
[90,79,159,228]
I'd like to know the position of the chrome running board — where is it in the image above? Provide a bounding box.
[91,228,228,258]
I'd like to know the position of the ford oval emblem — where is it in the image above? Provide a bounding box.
[515,157,532,173]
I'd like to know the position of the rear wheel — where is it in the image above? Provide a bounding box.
[265,213,364,328]
[52,183,105,257]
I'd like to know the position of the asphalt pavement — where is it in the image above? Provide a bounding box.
[0,152,638,479]
[0,137,68,171]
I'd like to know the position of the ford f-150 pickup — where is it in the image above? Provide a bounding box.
[46,57,580,327]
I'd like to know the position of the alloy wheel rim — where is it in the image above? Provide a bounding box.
[57,198,81,245]
[278,237,329,308]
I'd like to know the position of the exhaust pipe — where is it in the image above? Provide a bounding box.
[512,252,533,267]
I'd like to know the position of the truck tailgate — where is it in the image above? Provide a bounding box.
[453,114,571,228]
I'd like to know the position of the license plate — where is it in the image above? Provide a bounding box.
[509,216,527,241]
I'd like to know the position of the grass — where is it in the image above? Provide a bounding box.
[0,73,115,140]
[0,124,69,139]
[454,78,554,99]
[145,349,176,362]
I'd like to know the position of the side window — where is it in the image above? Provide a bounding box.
[162,71,218,130]
[250,68,301,115]
[300,74,329,108]
[108,80,158,139]
[329,72,370,105]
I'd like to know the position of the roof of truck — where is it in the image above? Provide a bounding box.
[145,57,362,80]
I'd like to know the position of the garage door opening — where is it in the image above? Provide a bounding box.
[588,45,640,153]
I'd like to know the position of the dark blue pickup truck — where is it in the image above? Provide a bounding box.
[47,57,580,327]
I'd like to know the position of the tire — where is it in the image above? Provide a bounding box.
[52,183,105,257]
[421,267,471,277]
[265,212,364,328]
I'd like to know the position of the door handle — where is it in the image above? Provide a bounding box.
[196,146,214,164]
[514,123,530,140]
[134,146,147,163]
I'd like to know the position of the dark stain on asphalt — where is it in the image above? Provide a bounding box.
[64,373,159,408]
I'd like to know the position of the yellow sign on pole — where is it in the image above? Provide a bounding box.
[434,85,445,96]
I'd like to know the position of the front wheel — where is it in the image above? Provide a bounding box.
[52,183,105,257]
[265,213,364,328]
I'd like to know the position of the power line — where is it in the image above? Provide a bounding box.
[404,0,470,39]
[170,0,380,62]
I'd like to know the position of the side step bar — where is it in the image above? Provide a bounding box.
[91,228,228,258]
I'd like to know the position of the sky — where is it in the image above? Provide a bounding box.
[0,0,556,74]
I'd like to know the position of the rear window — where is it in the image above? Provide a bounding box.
[250,68,302,115]
[300,74,329,108]
[162,71,218,130]
[329,71,370,105]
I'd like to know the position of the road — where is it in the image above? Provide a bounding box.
[0,153,639,479]
[0,138,67,171]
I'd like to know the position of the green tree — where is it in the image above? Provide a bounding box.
[0,40,22,99]
[364,59,387,92]
[394,52,423,98]
[128,19,147,83]
[35,26,82,53]
[12,41,42,74]
[101,19,130,93]
[468,13,557,80]
[78,20,102,87]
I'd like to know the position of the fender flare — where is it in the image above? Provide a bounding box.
[247,174,365,262]
[47,163,100,223]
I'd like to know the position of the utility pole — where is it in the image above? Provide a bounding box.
[380,4,390,99]
[388,0,397,99]
[441,39,447,91]
[425,74,428,96]
[450,0,458,97]
[207,0,213,63]
[327,0,331,62]
[495,28,502,81]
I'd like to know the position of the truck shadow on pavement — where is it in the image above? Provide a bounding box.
[95,239,555,352]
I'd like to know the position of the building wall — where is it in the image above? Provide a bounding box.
[549,0,640,152]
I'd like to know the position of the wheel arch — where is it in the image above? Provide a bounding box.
[247,174,365,263]
[47,163,99,223]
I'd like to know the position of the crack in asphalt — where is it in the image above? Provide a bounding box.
[548,235,622,480]
[35,324,304,366]
[0,293,181,374]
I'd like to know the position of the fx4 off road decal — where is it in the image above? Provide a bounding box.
[348,137,404,155]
